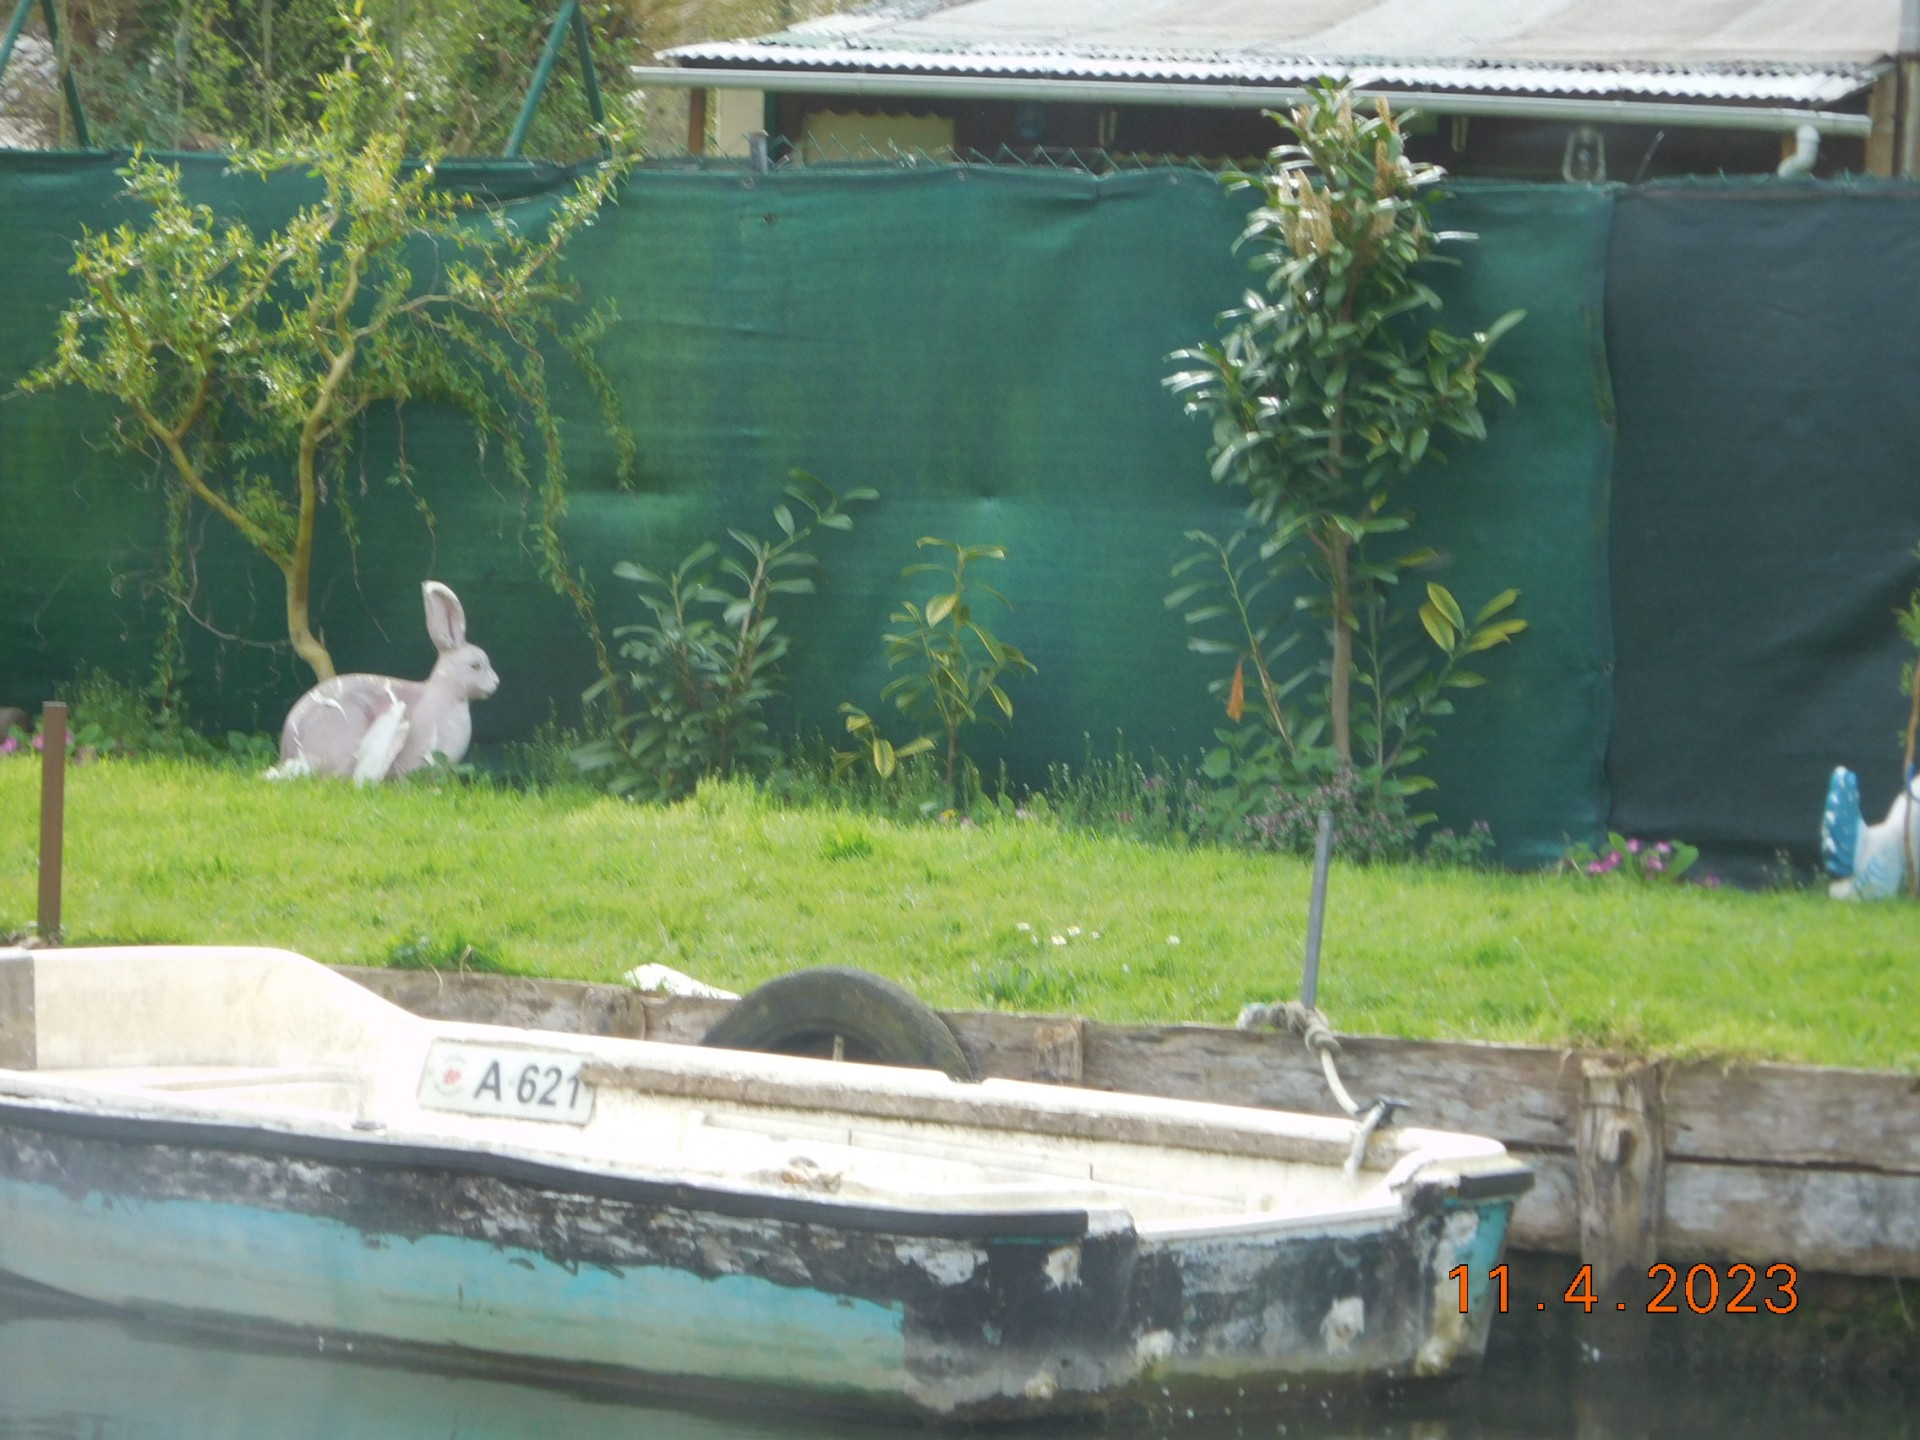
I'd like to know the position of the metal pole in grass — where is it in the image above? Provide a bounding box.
[37,702,66,943]
[1300,810,1334,1010]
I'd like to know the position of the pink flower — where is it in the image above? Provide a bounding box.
[1626,838,1642,854]
[0,737,16,755]
[1655,841,1673,855]
[1645,855,1666,873]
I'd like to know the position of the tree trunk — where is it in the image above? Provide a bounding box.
[282,458,332,683]
[1328,530,1354,765]
[290,415,334,683]
[284,564,334,682]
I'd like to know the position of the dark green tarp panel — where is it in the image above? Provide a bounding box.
[1606,181,1920,872]
[0,157,1614,863]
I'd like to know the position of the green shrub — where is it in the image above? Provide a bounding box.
[576,474,872,800]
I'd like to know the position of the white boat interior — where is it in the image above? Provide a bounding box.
[0,947,1517,1240]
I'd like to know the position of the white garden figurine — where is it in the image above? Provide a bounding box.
[268,582,498,784]
[1821,766,1920,899]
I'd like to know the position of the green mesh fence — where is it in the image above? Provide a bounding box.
[0,151,1616,864]
[1606,179,1920,874]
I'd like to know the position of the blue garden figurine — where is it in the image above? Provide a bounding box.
[1821,766,1920,899]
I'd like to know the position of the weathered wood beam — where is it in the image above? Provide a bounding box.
[1575,1055,1665,1359]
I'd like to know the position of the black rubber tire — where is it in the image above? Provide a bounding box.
[700,967,974,1081]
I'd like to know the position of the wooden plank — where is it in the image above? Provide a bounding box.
[637,994,731,1046]
[1663,1062,1920,1172]
[1079,1023,1583,1148]
[1033,1018,1085,1084]
[0,950,32,1070]
[340,968,650,1040]
[1663,1161,1920,1279]
[939,1010,1088,1084]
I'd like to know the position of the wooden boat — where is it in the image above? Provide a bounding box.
[0,945,1530,1421]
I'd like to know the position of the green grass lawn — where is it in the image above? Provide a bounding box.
[2,756,1914,1072]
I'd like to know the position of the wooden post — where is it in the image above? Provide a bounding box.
[1575,1055,1665,1361]
[1899,1,1920,176]
[36,701,67,943]
[1033,1018,1084,1083]
[688,88,708,156]
[1868,70,1901,177]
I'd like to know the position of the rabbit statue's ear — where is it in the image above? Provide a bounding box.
[423,581,466,652]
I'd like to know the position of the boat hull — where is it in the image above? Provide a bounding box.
[0,1097,1517,1420]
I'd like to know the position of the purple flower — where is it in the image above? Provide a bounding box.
[0,737,16,755]
[1627,838,1642,855]
[1645,855,1666,873]
[1655,841,1673,855]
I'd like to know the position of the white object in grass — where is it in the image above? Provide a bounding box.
[622,963,739,999]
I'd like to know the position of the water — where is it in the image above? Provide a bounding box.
[0,1290,1910,1440]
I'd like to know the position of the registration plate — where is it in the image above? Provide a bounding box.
[418,1040,594,1125]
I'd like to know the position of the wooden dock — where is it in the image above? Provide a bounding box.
[341,967,1920,1286]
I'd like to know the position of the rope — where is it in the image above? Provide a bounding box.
[1238,1000,1408,1175]
[1237,999,1341,1064]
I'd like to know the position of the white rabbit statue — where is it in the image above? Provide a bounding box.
[268,582,498,784]
[1821,766,1920,900]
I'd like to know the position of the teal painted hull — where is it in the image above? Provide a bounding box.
[0,1178,909,1403]
[0,1097,1527,1419]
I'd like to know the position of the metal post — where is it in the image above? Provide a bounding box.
[568,0,609,156]
[1299,810,1334,1011]
[34,0,90,148]
[36,702,67,943]
[0,0,33,85]
[505,0,579,159]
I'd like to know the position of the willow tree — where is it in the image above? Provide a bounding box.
[1167,84,1523,775]
[24,22,632,683]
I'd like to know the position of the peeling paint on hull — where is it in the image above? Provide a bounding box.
[0,1104,1519,1420]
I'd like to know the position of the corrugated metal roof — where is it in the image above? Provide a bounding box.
[667,0,1899,104]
